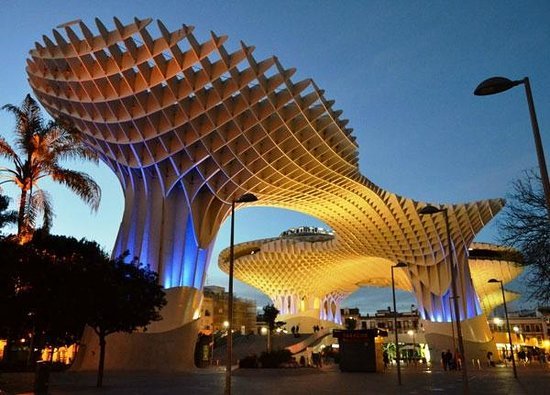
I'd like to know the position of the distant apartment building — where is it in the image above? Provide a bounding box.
[489,308,550,352]
[341,306,427,361]
[344,306,420,334]
[342,305,550,363]
[198,285,257,335]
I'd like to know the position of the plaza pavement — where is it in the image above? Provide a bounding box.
[1,363,549,394]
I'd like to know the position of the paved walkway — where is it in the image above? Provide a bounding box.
[1,363,549,394]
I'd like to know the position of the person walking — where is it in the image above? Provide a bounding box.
[383,350,389,370]
[445,350,454,370]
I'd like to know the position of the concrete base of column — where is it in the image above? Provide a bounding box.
[71,286,202,371]
[422,314,498,366]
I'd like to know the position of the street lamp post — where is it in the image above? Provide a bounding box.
[391,261,408,385]
[419,205,469,392]
[225,193,258,395]
[449,296,457,353]
[488,278,518,379]
[474,76,550,219]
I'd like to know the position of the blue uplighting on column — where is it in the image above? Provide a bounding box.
[428,286,481,324]
[193,248,208,289]
[182,215,199,287]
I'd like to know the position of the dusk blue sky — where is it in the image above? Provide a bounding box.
[0,1,548,314]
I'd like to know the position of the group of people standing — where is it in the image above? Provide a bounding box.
[441,349,462,371]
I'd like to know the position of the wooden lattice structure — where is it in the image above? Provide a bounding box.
[27,18,513,330]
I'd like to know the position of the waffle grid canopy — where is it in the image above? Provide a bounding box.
[27,18,511,324]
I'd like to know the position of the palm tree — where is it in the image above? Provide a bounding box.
[0,94,101,242]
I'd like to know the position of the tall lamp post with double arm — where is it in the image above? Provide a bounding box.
[225,193,258,395]
[418,205,469,393]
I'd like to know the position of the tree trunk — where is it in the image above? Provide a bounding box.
[17,188,27,236]
[25,329,35,367]
[97,332,106,388]
[267,330,272,354]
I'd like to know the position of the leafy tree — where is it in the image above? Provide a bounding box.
[85,252,166,387]
[498,169,550,304]
[262,304,280,353]
[0,194,17,233]
[0,234,166,388]
[0,233,107,365]
[345,317,357,330]
[0,94,101,243]
[0,241,27,342]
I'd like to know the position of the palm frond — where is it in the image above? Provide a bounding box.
[49,166,101,211]
[22,188,54,233]
[21,195,37,232]
[0,136,20,161]
[41,121,99,164]
[31,189,54,232]
[3,95,43,154]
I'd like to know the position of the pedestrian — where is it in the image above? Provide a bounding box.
[486,351,493,367]
[442,351,447,371]
[445,349,454,370]
[455,351,462,370]
[383,350,389,370]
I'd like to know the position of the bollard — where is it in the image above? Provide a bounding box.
[34,361,50,395]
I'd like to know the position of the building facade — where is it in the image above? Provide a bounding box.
[489,309,550,360]
[197,286,256,335]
